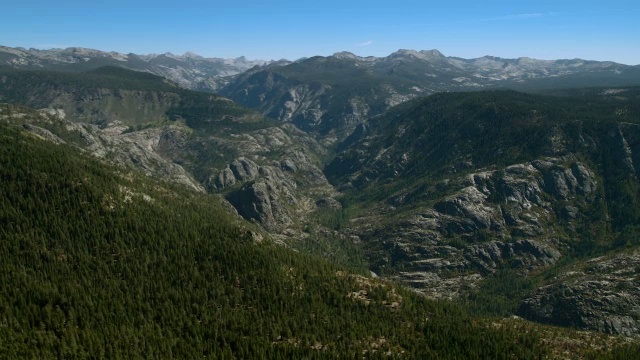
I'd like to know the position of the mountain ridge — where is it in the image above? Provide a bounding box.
[219,48,640,145]
[0,45,274,92]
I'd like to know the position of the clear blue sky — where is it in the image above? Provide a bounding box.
[2,0,639,64]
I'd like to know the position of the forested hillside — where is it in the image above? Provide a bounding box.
[2,63,640,357]
[0,66,266,128]
[0,123,595,358]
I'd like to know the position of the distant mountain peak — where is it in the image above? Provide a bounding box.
[419,49,445,58]
[391,49,420,57]
[390,49,446,61]
[332,51,360,60]
[182,51,203,59]
[0,44,276,92]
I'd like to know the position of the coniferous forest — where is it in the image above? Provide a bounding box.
[0,123,552,358]
[1,64,640,358]
[3,0,640,353]
[3,121,639,358]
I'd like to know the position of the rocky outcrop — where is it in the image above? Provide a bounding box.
[427,157,595,239]
[215,154,332,231]
[535,160,597,199]
[230,158,260,181]
[434,186,500,232]
[226,179,294,231]
[279,85,331,125]
[390,272,483,300]
[214,167,237,189]
[361,156,597,298]
[466,239,561,273]
[3,105,205,192]
[195,124,340,232]
[519,251,640,337]
[21,123,65,144]
[39,119,204,192]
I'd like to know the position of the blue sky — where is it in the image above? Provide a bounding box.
[2,0,639,64]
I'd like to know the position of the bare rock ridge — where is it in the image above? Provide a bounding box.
[21,123,65,144]
[8,107,205,192]
[227,179,294,231]
[217,157,297,231]
[205,125,336,232]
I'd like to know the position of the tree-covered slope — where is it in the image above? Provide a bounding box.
[0,66,265,128]
[0,122,579,358]
[4,62,640,347]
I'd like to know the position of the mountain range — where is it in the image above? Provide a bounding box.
[2,44,640,357]
[219,49,640,144]
[0,45,272,91]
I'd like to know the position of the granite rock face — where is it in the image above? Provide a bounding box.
[520,252,640,337]
[2,105,205,192]
[358,156,598,298]
[88,124,208,192]
[199,123,338,231]
[21,123,65,144]
[227,178,294,231]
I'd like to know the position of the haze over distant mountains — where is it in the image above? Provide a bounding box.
[0,45,274,92]
[2,45,639,95]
